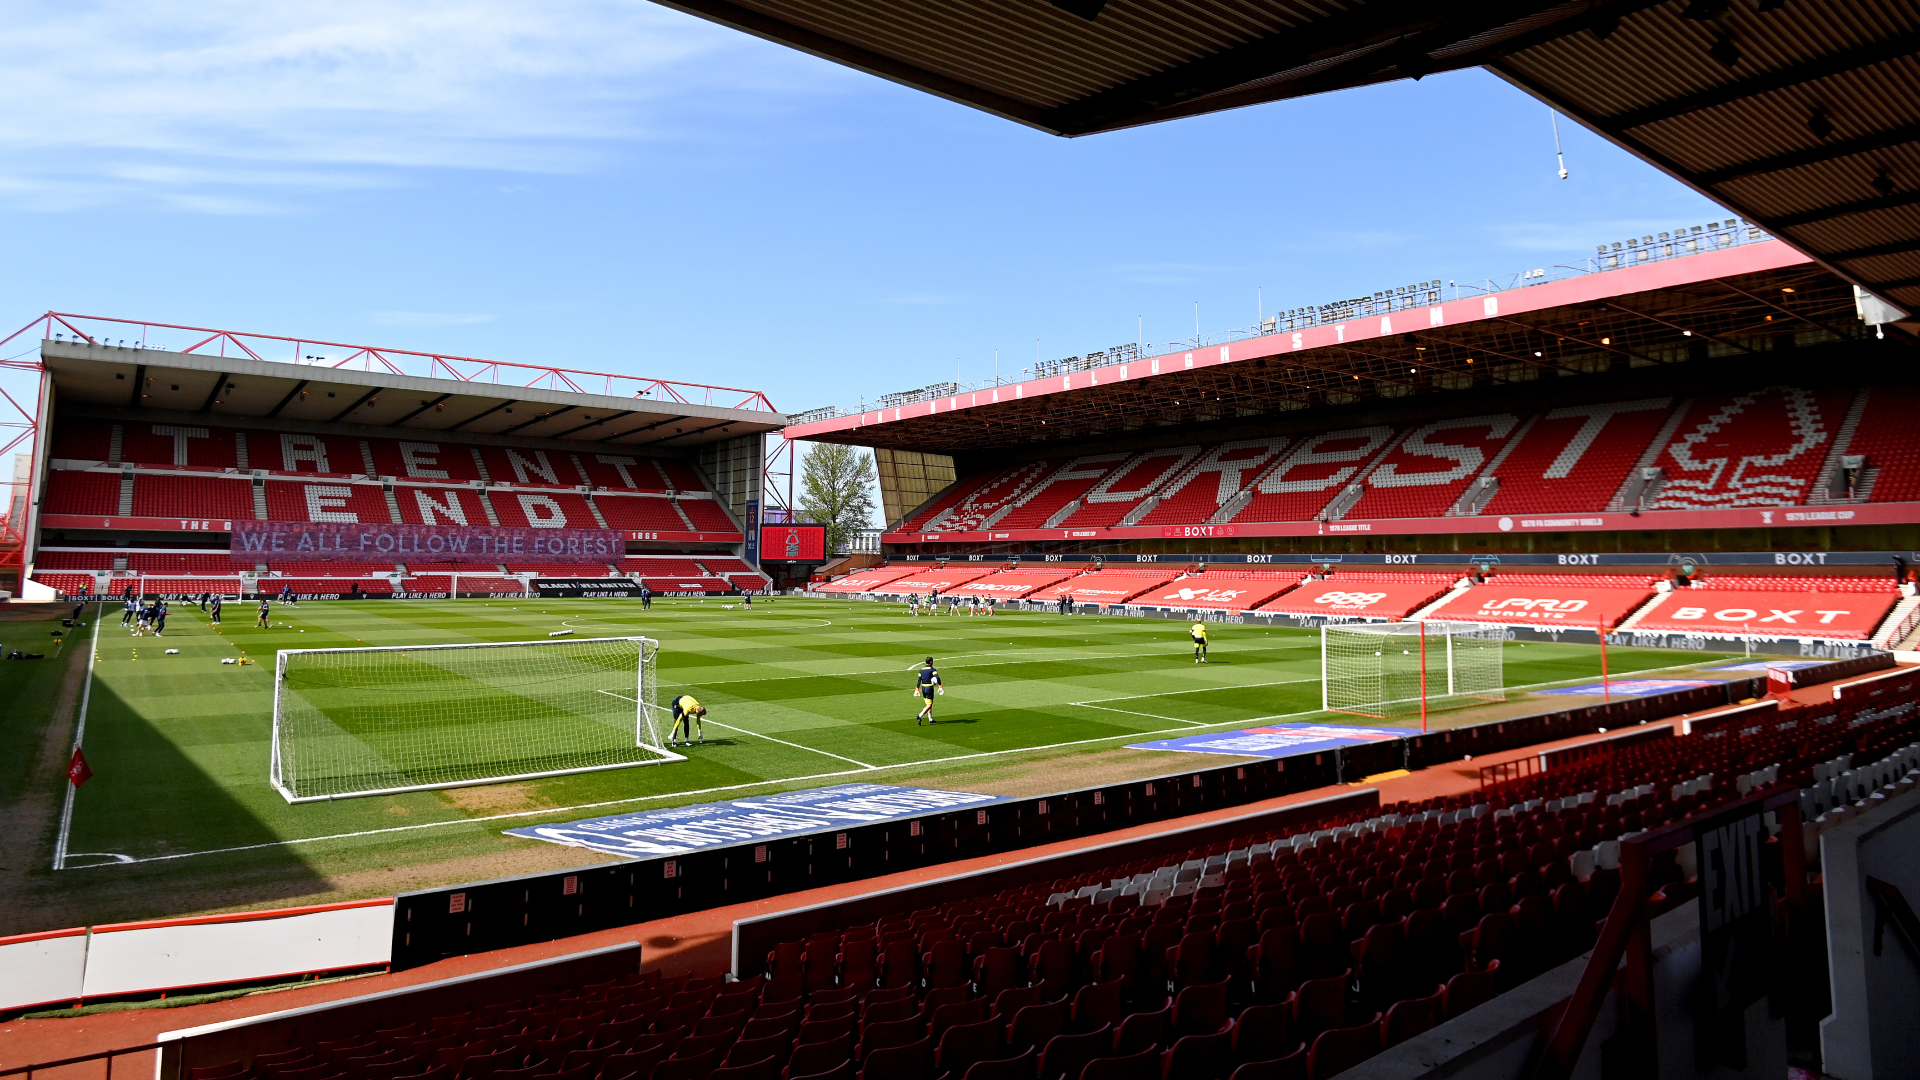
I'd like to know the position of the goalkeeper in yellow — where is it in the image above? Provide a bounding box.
[1191,621,1209,664]
[670,693,707,746]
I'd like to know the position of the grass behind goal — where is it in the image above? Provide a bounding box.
[271,636,679,802]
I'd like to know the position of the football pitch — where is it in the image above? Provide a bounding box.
[7,596,1742,931]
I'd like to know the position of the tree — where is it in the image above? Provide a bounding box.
[797,443,877,554]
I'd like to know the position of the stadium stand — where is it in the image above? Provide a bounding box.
[394,485,492,527]
[1129,570,1300,611]
[1632,590,1900,640]
[899,472,999,532]
[814,566,927,594]
[918,460,1062,532]
[31,572,97,595]
[49,423,113,461]
[1138,441,1289,527]
[874,566,999,594]
[1424,579,1657,630]
[579,453,674,492]
[873,384,1920,536]
[143,575,246,594]
[1257,577,1451,620]
[489,490,601,530]
[131,474,256,519]
[654,459,709,494]
[593,494,695,531]
[130,551,255,573]
[244,429,367,476]
[1479,400,1674,516]
[366,438,488,483]
[120,422,243,468]
[945,567,1078,598]
[32,550,106,570]
[1341,416,1518,522]
[622,558,710,577]
[477,446,582,488]
[1644,386,1854,510]
[266,480,393,524]
[1055,449,1201,529]
[44,470,122,515]
[1231,428,1398,524]
[677,499,739,533]
[1843,385,1920,503]
[1686,574,1899,593]
[1028,568,1179,604]
[502,563,622,577]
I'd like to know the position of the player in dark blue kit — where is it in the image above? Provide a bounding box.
[914,657,942,726]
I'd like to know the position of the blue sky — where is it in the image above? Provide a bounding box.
[0,0,1736,421]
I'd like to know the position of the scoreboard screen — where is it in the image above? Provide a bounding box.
[760,523,826,561]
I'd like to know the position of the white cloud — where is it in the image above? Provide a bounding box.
[0,0,852,211]
[370,311,498,326]
[1495,217,1734,252]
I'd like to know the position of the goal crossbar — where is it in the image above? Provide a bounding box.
[1320,621,1507,721]
[271,635,682,803]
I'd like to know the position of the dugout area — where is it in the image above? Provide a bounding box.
[1,592,1762,935]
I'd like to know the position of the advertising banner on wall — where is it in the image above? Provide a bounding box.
[1632,589,1898,640]
[1257,581,1449,619]
[506,783,1010,857]
[1425,584,1654,629]
[230,520,623,563]
[760,523,827,561]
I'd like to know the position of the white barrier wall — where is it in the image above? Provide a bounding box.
[0,899,394,1011]
[0,928,89,1011]
[1819,774,1920,1080]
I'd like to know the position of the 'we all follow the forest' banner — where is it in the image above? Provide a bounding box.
[228,520,623,563]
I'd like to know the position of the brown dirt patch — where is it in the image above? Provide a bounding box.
[437,783,551,814]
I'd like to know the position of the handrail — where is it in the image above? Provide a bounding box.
[0,1041,162,1080]
[1530,783,1807,1080]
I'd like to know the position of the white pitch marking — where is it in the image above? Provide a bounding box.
[51,605,105,871]
[595,689,878,769]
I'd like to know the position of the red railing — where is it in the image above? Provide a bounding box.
[0,313,779,414]
[0,1042,160,1080]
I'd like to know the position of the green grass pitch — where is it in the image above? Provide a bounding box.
[13,597,1739,929]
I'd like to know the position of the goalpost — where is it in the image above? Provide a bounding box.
[270,636,682,802]
[1321,621,1507,722]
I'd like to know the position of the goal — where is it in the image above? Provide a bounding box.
[270,636,681,802]
[1321,621,1507,720]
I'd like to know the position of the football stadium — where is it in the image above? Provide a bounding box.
[4,5,1920,1080]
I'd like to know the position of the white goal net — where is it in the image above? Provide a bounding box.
[270,636,680,802]
[1322,621,1506,719]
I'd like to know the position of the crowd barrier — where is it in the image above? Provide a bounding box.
[154,943,640,1080]
[0,899,393,1013]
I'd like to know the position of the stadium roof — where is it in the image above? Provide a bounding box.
[32,328,784,449]
[668,1,1919,314]
[783,239,1897,453]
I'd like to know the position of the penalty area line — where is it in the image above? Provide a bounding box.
[596,689,877,770]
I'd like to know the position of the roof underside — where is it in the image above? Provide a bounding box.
[43,342,785,449]
[664,0,1919,312]
[803,260,1885,453]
